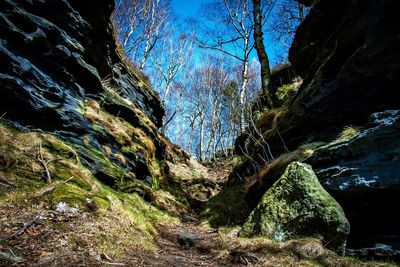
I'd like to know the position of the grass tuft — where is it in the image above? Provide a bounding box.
[336,125,360,141]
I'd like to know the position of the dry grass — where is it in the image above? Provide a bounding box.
[0,124,181,265]
[337,125,360,141]
[245,142,325,192]
[84,100,156,159]
[256,107,287,130]
[205,227,390,267]
[114,153,126,165]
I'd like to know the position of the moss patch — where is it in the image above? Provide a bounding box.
[50,183,88,208]
[240,162,350,252]
[200,183,250,227]
[0,123,181,255]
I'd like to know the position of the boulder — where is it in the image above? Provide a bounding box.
[177,231,201,250]
[240,162,350,252]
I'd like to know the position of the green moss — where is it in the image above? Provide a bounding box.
[115,178,157,201]
[148,160,162,190]
[95,183,178,252]
[92,195,111,210]
[160,175,190,210]
[74,144,126,183]
[41,138,78,162]
[52,165,92,191]
[91,123,107,134]
[49,180,109,211]
[277,83,294,99]
[230,155,245,168]
[50,183,88,208]
[201,183,250,227]
[240,162,349,252]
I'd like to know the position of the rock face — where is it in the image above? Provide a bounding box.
[0,0,165,192]
[223,0,400,256]
[240,162,350,252]
[308,110,400,252]
[281,0,400,150]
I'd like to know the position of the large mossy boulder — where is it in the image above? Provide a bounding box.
[240,162,350,252]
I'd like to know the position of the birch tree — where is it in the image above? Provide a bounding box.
[197,0,254,133]
[151,31,193,104]
[113,0,169,71]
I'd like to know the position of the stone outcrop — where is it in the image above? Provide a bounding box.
[223,0,400,256]
[308,110,400,252]
[280,0,400,151]
[0,0,165,192]
[240,162,350,252]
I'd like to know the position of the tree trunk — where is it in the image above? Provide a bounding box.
[253,0,281,109]
[239,58,249,133]
[198,115,205,161]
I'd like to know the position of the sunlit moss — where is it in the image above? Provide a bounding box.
[201,183,250,227]
[1,123,180,255]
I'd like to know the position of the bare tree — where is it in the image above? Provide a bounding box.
[139,0,169,71]
[268,0,307,64]
[114,0,149,49]
[253,0,281,109]
[151,31,193,104]
[113,0,169,71]
[197,0,255,133]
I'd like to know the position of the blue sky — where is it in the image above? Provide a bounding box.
[172,0,204,18]
[171,0,285,67]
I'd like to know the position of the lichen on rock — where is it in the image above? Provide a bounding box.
[240,162,350,253]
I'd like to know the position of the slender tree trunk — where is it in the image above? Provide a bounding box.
[239,58,249,133]
[140,32,152,71]
[198,115,205,161]
[298,2,305,21]
[162,60,174,102]
[253,0,281,109]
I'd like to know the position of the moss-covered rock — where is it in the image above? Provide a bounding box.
[201,184,251,227]
[240,162,349,253]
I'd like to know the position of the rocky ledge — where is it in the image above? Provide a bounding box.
[0,0,166,192]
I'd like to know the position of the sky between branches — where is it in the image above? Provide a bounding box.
[171,0,285,67]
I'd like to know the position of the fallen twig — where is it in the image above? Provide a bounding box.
[0,112,7,120]
[100,261,126,266]
[0,176,16,187]
[37,176,74,196]
[37,141,60,184]
[0,250,25,263]
[3,215,43,241]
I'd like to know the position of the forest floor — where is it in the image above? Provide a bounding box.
[0,159,397,266]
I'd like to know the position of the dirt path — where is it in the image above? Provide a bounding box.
[122,160,243,266]
[145,161,235,266]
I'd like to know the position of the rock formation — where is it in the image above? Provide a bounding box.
[240,162,350,252]
[309,110,400,253]
[214,0,400,257]
[0,0,165,193]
